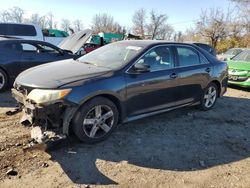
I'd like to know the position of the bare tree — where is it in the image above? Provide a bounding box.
[195,8,230,48]
[231,0,250,32]
[182,28,206,42]
[91,13,122,33]
[132,8,147,38]
[27,14,44,28]
[10,6,24,23]
[0,10,11,22]
[29,13,40,24]
[146,10,171,39]
[0,6,24,23]
[157,24,174,40]
[173,31,185,42]
[61,19,71,32]
[53,21,58,29]
[46,12,53,29]
[73,20,83,32]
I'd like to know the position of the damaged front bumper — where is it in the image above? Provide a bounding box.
[11,88,77,143]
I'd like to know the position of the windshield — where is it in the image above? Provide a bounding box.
[225,48,242,56]
[78,42,144,69]
[232,50,250,62]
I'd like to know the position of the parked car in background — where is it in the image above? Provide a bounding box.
[82,43,101,54]
[193,43,217,57]
[227,49,250,88]
[0,23,68,46]
[79,32,125,54]
[42,28,69,46]
[217,48,245,61]
[12,40,228,144]
[0,23,43,41]
[0,30,90,91]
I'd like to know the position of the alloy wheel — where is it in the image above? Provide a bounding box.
[204,86,217,108]
[82,105,114,138]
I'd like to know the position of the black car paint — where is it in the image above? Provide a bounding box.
[0,39,79,85]
[193,43,217,56]
[16,59,113,88]
[13,41,228,135]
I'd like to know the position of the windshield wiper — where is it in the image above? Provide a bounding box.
[82,62,97,66]
[78,60,111,68]
[79,61,98,66]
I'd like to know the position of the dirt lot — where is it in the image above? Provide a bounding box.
[0,87,250,188]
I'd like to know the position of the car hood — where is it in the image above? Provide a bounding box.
[58,29,92,54]
[15,59,112,89]
[227,60,250,71]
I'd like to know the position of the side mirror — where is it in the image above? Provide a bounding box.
[133,63,150,73]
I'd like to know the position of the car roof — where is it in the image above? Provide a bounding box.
[0,37,58,46]
[0,38,41,42]
[116,40,199,48]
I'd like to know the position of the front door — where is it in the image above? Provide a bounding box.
[125,45,180,116]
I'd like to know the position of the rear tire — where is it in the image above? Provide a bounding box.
[0,69,8,92]
[72,97,119,144]
[199,83,218,111]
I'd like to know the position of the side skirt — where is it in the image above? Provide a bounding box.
[123,102,194,123]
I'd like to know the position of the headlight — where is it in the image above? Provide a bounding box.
[27,89,72,104]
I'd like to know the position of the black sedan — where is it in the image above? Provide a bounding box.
[0,30,92,91]
[12,40,228,144]
[0,38,76,91]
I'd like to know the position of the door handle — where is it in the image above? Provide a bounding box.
[170,73,178,79]
[205,68,211,73]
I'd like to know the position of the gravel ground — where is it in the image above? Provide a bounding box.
[0,87,250,188]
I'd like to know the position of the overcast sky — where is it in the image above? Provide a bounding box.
[0,0,232,32]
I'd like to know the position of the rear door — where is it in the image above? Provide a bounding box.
[173,45,212,105]
[0,41,22,78]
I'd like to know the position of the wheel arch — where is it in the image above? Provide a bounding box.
[94,93,124,124]
[210,80,221,97]
[64,92,124,135]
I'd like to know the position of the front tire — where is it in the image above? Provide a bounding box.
[72,97,119,144]
[199,83,218,111]
[0,69,8,92]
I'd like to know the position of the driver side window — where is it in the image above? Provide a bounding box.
[136,46,174,71]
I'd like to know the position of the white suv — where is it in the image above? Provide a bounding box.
[0,23,44,41]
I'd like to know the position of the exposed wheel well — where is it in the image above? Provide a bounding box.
[210,80,221,97]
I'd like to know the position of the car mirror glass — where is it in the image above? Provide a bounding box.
[133,62,150,73]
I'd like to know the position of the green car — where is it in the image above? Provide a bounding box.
[227,49,250,88]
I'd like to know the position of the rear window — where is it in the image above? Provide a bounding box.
[0,24,37,36]
[177,47,200,67]
[194,43,216,56]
